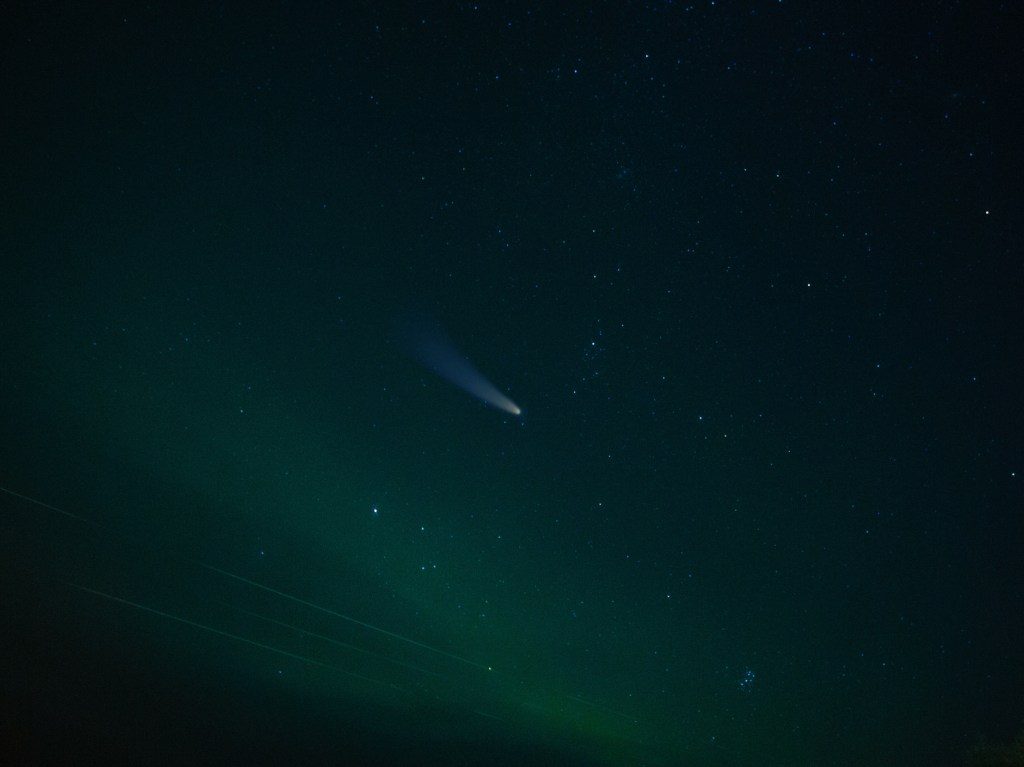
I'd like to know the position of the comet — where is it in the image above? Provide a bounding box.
[401,318,521,416]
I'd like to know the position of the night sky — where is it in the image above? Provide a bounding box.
[1,2,1021,765]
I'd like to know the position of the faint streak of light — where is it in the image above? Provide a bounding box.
[6,485,643,731]
[0,485,91,523]
[67,583,390,687]
[202,564,492,671]
[1,487,490,674]
[473,710,507,723]
[565,694,639,723]
[222,603,445,678]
